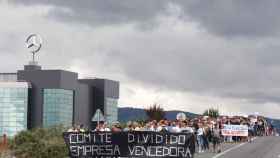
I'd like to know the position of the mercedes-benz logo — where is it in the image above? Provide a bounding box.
[26,34,42,53]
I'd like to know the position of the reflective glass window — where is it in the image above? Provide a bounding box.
[0,87,28,137]
[104,97,118,124]
[43,89,74,127]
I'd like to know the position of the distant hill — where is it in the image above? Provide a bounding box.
[118,107,280,132]
[118,107,147,122]
[118,107,199,122]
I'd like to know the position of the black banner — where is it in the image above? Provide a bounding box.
[63,131,196,158]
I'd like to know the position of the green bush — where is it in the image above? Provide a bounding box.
[9,126,68,158]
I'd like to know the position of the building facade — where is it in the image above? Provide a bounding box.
[0,82,30,137]
[0,64,119,137]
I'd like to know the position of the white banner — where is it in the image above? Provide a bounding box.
[221,124,248,137]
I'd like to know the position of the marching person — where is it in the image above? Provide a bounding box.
[197,123,205,153]
[248,122,254,143]
[203,126,210,151]
[123,121,134,131]
[212,124,222,153]
[111,121,122,132]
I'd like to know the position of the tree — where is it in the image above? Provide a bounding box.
[203,108,219,118]
[9,126,68,158]
[145,104,166,121]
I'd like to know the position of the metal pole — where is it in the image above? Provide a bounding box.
[97,110,100,127]
[32,52,35,62]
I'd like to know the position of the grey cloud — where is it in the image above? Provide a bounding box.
[3,1,280,114]
[225,92,280,104]
[10,0,169,27]
[10,0,280,38]
[177,0,280,37]
[0,32,24,54]
[99,35,280,105]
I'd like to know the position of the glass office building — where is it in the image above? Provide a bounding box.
[104,97,118,124]
[43,89,74,127]
[0,73,17,82]
[0,63,119,132]
[0,82,29,137]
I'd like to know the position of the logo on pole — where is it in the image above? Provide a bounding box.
[26,34,42,63]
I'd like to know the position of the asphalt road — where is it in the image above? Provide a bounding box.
[196,136,280,158]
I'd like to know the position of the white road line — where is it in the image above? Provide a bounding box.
[212,137,257,158]
[212,143,246,158]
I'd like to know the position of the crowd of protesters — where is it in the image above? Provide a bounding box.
[67,115,278,154]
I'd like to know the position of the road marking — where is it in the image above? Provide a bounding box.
[212,137,257,158]
[212,143,246,158]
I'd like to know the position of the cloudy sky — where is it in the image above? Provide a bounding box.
[1,0,280,119]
